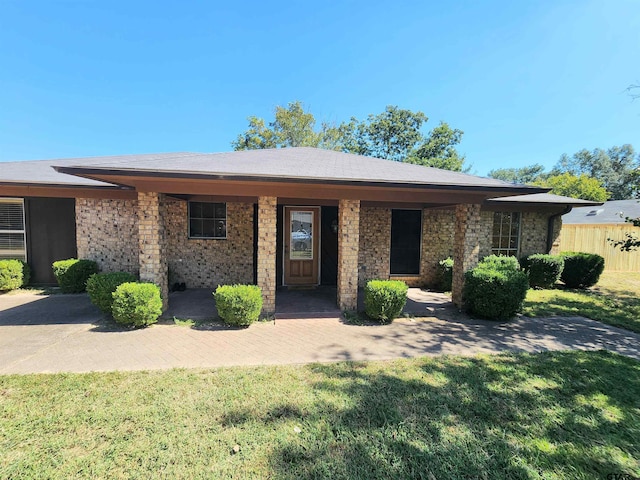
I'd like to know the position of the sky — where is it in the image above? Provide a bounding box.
[0,0,638,176]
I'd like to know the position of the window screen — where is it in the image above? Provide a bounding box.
[390,209,422,275]
[188,202,226,239]
[0,198,26,260]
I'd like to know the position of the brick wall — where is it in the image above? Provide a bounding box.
[75,198,139,275]
[520,211,554,257]
[138,192,168,308]
[164,198,254,288]
[257,196,277,314]
[337,199,360,310]
[358,207,391,286]
[452,204,481,307]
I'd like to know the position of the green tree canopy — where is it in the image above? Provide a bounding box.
[232,102,467,171]
[487,164,547,184]
[232,101,344,150]
[553,145,639,200]
[533,173,608,202]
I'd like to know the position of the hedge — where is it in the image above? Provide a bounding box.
[522,254,565,289]
[560,252,605,289]
[364,279,408,323]
[52,259,98,293]
[214,285,262,326]
[436,258,454,291]
[0,259,30,291]
[111,282,163,327]
[86,272,137,314]
[478,254,520,272]
[463,259,529,320]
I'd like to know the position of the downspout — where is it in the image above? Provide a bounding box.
[546,205,572,253]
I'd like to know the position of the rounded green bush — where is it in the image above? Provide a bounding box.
[463,267,529,320]
[52,258,98,293]
[436,257,453,291]
[111,282,163,327]
[0,259,29,291]
[86,272,137,314]
[560,252,605,289]
[522,254,565,289]
[214,284,263,326]
[364,279,408,323]
[478,254,520,272]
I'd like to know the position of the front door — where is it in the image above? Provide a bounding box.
[284,207,320,285]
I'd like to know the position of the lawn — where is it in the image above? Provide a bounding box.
[1,350,638,479]
[523,271,640,333]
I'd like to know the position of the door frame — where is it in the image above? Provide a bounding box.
[282,206,321,286]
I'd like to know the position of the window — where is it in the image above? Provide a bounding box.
[0,198,26,261]
[188,202,226,239]
[390,209,422,275]
[492,211,520,256]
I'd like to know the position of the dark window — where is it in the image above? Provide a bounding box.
[390,209,422,275]
[492,211,520,256]
[188,202,226,239]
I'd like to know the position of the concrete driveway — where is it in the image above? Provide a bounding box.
[1,291,639,374]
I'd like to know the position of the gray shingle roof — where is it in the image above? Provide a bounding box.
[562,199,640,224]
[486,193,603,207]
[0,153,199,187]
[51,147,545,191]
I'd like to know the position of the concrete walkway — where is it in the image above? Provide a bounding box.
[1,291,639,374]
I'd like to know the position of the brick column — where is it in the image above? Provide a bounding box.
[337,199,360,311]
[138,192,169,310]
[257,196,277,315]
[452,204,481,308]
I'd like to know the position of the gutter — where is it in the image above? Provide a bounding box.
[547,206,572,253]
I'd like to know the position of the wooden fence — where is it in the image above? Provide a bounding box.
[559,224,640,271]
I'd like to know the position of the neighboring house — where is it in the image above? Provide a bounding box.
[0,147,598,312]
[561,200,640,271]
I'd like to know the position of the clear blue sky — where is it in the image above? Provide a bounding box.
[0,0,638,175]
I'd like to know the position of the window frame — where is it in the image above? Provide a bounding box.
[187,201,227,240]
[0,197,27,261]
[389,208,423,276]
[491,211,521,257]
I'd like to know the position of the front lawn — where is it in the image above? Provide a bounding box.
[523,271,640,333]
[1,350,638,479]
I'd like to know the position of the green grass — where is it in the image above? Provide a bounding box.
[523,271,640,333]
[1,350,638,479]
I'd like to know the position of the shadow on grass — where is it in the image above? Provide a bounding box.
[223,351,640,479]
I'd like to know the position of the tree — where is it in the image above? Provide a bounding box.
[406,122,467,171]
[533,173,608,202]
[553,145,639,200]
[232,101,344,150]
[488,164,546,184]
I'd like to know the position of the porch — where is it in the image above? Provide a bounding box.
[162,287,456,322]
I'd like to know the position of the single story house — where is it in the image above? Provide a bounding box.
[0,147,599,312]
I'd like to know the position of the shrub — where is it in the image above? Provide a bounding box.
[463,267,529,320]
[364,280,409,323]
[52,259,98,293]
[478,254,520,272]
[111,282,163,327]
[560,252,605,289]
[214,285,263,326]
[0,259,29,291]
[436,258,454,291]
[522,254,564,289]
[86,272,137,314]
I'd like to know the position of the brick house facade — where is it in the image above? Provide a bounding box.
[0,148,597,313]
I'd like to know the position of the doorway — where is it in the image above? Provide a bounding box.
[283,206,320,285]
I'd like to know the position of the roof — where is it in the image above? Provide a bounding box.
[486,193,603,207]
[51,147,545,192]
[562,199,640,224]
[0,153,200,188]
